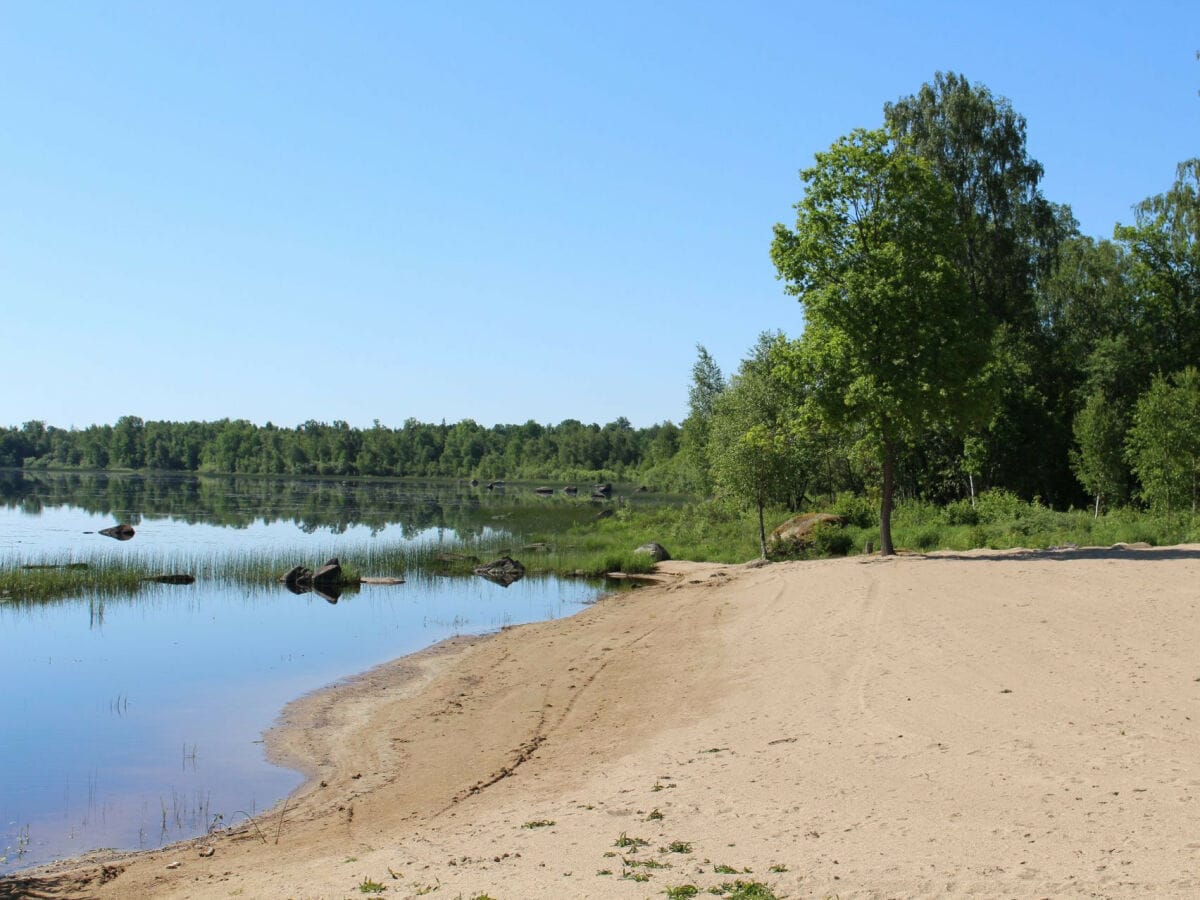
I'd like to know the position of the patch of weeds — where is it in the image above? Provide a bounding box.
[646,807,665,821]
[714,881,779,900]
[358,878,386,894]
[768,864,788,873]
[470,895,497,900]
[664,840,693,854]
[623,870,651,882]
[614,831,650,849]
[625,858,670,869]
[522,819,555,829]
[651,780,677,792]
[597,869,613,876]
[665,886,700,899]
[713,864,738,874]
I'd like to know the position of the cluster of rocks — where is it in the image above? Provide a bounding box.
[280,557,345,603]
[473,555,526,587]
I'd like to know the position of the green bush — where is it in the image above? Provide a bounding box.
[830,491,876,528]
[974,489,1027,523]
[912,526,941,550]
[811,523,853,556]
[942,498,980,526]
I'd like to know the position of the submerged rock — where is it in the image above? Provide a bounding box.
[142,574,196,585]
[99,524,136,541]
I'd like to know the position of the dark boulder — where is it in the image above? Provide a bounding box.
[142,574,195,585]
[593,483,613,497]
[280,565,313,593]
[473,555,526,587]
[562,486,578,495]
[634,542,670,562]
[534,486,554,496]
[312,557,342,586]
[99,524,136,541]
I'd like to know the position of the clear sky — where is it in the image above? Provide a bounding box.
[2,2,1197,430]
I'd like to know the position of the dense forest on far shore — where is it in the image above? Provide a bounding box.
[0,415,680,485]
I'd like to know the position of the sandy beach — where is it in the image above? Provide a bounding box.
[6,546,1200,899]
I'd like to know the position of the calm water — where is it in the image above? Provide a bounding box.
[0,471,653,873]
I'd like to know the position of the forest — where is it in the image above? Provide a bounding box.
[3,73,1198,550]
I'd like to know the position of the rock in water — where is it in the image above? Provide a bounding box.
[312,557,342,586]
[99,524,136,541]
[473,555,526,587]
[142,574,195,585]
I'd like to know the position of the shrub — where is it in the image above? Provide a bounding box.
[974,489,1026,523]
[830,491,876,528]
[811,523,852,556]
[943,498,979,526]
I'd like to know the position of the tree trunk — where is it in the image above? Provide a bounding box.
[880,439,896,556]
[757,498,767,560]
[1094,492,1101,519]
[968,472,976,508]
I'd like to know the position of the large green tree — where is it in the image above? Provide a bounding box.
[771,128,992,554]
[885,72,1076,503]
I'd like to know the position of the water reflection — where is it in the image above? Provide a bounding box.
[0,471,677,874]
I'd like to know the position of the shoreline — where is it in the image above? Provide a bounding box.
[7,548,1200,898]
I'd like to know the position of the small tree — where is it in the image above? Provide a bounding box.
[1126,367,1200,515]
[707,336,808,558]
[1070,389,1128,517]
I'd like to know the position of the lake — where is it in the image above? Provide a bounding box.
[0,471,657,873]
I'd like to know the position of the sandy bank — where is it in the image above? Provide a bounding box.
[6,547,1200,899]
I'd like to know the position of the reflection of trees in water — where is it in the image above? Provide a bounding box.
[0,470,648,539]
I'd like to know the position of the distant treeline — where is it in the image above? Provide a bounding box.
[0,416,687,485]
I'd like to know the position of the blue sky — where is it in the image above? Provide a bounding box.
[3,2,1197,430]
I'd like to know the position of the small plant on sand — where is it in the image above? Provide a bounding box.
[646,807,664,821]
[768,863,788,873]
[713,864,739,874]
[664,886,700,899]
[715,881,779,900]
[664,840,693,854]
[358,878,386,894]
[625,858,669,869]
[614,831,650,849]
[522,819,555,829]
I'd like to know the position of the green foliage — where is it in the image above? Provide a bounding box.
[1071,388,1129,513]
[1126,367,1200,514]
[942,498,979,526]
[810,522,852,556]
[829,491,876,528]
[772,125,993,552]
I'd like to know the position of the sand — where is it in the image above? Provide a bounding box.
[6,546,1200,899]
